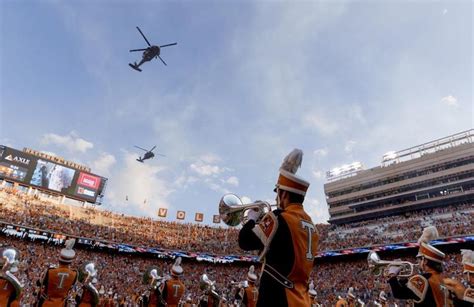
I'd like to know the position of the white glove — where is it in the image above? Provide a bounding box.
[388,265,402,277]
[246,209,261,222]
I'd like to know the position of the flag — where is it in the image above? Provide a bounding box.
[195,213,204,222]
[158,208,168,218]
[177,211,186,220]
[213,215,221,224]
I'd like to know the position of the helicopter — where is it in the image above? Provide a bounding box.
[134,145,165,163]
[129,26,177,72]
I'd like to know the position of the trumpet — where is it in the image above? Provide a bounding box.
[219,193,273,226]
[368,251,418,278]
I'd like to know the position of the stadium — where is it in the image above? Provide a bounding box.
[0,130,472,306]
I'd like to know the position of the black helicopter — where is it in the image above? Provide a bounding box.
[129,27,177,72]
[135,145,165,163]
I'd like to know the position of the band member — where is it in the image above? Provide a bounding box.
[373,291,388,307]
[36,238,78,307]
[236,266,259,307]
[199,274,221,307]
[308,280,321,307]
[444,249,474,306]
[0,248,23,307]
[76,263,99,307]
[346,287,356,307]
[239,149,319,307]
[335,295,348,307]
[142,267,165,307]
[182,294,193,307]
[162,257,185,307]
[388,226,446,306]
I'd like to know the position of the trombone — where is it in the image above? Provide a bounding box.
[218,193,273,226]
[368,251,418,278]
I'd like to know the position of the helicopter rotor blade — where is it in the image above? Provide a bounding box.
[157,55,167,66]
[134,145,149,152]
[136,26,151,47]
[160,43,177,48]
[130,48,148,52]
[155,153,166,157]
[149,145,157,152]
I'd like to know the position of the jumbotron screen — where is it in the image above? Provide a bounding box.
[0,145,107,203]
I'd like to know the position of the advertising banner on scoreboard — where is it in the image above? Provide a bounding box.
[0,145,107,203]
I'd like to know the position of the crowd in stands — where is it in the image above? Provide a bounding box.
[1,236,468,306]
[0,187,472,256]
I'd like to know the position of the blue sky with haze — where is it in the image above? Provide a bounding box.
[1,1,472,224]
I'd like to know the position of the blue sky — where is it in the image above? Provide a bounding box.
[1,1,472,224]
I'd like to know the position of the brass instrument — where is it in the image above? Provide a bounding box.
[368,251,418,278]
[199,274,222,304]
[219,193,273,226]
[1,248,23,300]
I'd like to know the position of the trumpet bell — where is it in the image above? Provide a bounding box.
[200,274,214,291]
[219,194,243,226]
[2,248,19,272]
[219,193,272,226]
[84,263,97,278]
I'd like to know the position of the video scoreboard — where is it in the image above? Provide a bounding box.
[0,145,107,203]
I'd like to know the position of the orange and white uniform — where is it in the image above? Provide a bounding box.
[37,265,78,307]
[0,277,21,307]
[162,277,185,307]
[239,204,319,307]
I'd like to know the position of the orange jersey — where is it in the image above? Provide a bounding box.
[239,204,319,307]
[162,278,185,307]
[78,283,99,307]
[243,284,258,307]
[39,266,77,307]
[0,278,17,307]
[335,298,348,307]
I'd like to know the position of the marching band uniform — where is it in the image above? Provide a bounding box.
[445,249,474,307]
[239,149,319,307]
[236,266,259,307]
[373,291,389,307]
[388,226,447,307]
[335,295,348,307]
[0,248,23,307]
[308,280,321,307]
[162,257,185,307]
[346,287,357,307]
[76,263,99,307]
[36,239,78,307]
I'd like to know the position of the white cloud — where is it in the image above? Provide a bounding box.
[41,132,93,153]
[91,153,116,176]
[303,113,339,136]
[190,161,223,177]
[305,198,330,224]
[441,95,458,107]
[104,152,173,217]
[312,170,324,180]
[443,9,448,15]
[313,148,328,158]
[344,140,357,153]
[226,176,239,187]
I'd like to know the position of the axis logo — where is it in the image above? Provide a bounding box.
[4,155,31,165]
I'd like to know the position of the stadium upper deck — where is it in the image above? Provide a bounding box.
[325,129,474,225]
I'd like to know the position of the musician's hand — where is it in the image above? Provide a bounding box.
[444,278,465,299]
[246,209,261,222]
[387,265,402,277]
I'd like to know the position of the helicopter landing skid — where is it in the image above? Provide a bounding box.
[129,63,142,72]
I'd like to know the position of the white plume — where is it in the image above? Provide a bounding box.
[65,239,76,250]
[461,249,474,264]
[418,226,438,244]
[280,149,303,174]
[249,265,255,274]
[174,257,182,266]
